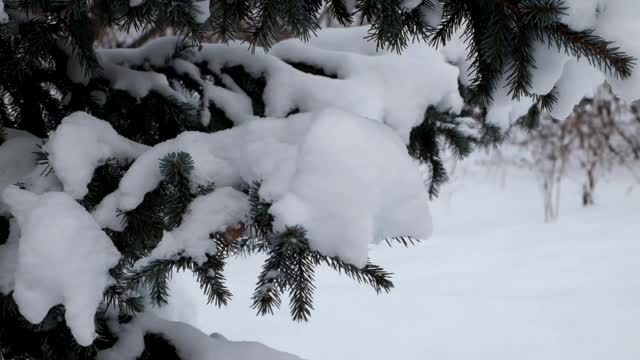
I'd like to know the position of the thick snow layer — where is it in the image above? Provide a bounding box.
[87,22,640,132]
[88,30,462,142]
[134,187,250,268]
[88,109,431,267]
[97,313,303,360]
[268,109,432,264]
[170,160,640,360]
[194,0,210,23]
[1,186,120,346]
[45,112,149,199]
[594,0,640,103]
[271,39,462,142]
[61,10,640,128]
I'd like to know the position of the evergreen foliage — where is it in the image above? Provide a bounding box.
[0,0,635,359]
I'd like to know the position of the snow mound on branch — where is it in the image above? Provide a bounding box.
[269,109,432,265]
[98,313,303,360]
[92,32,462,142]
[87,109,430,267]
[45,112,149,199]
[271,38,462,142]
[134,187,250,268]
[1,186,120,346]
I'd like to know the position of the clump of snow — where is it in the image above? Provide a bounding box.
[98,313,303,360]
[548,60,605,119]
[88,108,431,267]
[44,112,149,199]
[134,187,249,268]
[269,109,432,266]
[2,186,121,346]
[194,0,210,23]
[421,0,443,28]
[271,38,463,142]
[561,0,601,32]
[594,0,640,103]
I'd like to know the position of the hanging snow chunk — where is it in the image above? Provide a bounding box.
[45,112,149,199]
[269,109,432,266]
[1,186,121,346]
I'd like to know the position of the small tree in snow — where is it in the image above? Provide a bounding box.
[0,0,637,359]
[506,83,640,221]
[570,84,640,206]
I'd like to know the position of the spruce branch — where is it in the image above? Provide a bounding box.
[540,24,635,79]
[125,254,231,307]
[385,235,422,247]
[327,0,354,26]
[159,151,196,230]
[252,225,394,321]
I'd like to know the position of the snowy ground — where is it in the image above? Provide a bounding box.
[164,160,640,360]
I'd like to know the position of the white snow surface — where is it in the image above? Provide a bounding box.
[194,0,210,23]
[134,187,250,268]
[1,186,121,346]
[45,112,149,199]
[165,158,640,360]
[91,109,430,267]
[97,313,302,360]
